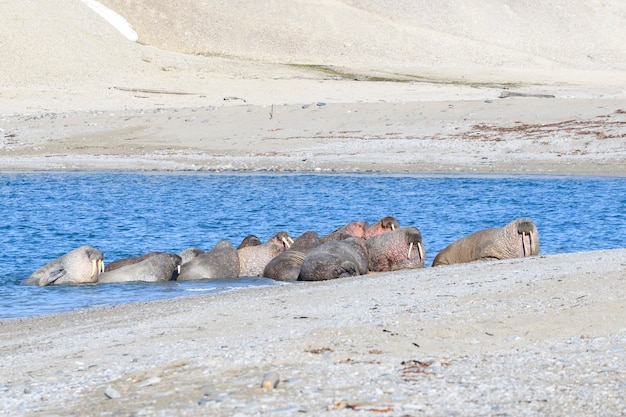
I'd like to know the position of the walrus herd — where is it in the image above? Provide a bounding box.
[23,217,539,286]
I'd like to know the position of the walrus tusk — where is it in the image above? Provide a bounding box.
[522,232,528,257]
[99,259,104,274]
[282,237,292,249]
[392,224,395,231]
[407,242,413,259]
[177,265,181,274]
[418,242,424,262]
[90,260,98,278]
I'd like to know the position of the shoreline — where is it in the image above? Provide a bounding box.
[2,169,624,178]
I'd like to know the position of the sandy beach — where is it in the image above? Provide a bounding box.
[1,250,625,416]
[1,1,625,415]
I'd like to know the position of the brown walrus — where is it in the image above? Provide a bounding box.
[432,218,540,267]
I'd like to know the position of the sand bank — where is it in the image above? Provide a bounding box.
[1,95,625,176]
[1,1,625,175]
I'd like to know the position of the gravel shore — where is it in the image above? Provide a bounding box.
[1,250,625,416]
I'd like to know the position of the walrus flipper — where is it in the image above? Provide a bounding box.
[45,266,67,285]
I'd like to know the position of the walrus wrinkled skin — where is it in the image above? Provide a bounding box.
[298,237,369,281]
[23,245,105,286]
[97,253,181,283]
[177,240,240,281]
[366,226,425,272]
[263,231,322,281]
[432,218,540,267]
[237,231,293,277]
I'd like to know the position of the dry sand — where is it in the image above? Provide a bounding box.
[1,1,625,415]
[2,1,625,175]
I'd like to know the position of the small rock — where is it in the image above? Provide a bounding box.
[104,386,121,399]
[329,399,348,410]
[261,371,280,389]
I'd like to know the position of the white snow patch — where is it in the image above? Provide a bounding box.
[80,0,138,42]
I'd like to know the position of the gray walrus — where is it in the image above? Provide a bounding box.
[432,218,540,267]
[366,226,425,272]
[104,251,163,272]
[23,245,104,286]
[177,235,259,268]
[178,247,205,265]
[177,240,240,281]
[237,231,293,277]
[97,252,181,283]
[263,231,322,281]
[298,237,369,281]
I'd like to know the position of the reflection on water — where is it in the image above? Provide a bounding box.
[1,172,624,319]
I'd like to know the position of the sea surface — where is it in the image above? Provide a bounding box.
[1,172,624,320]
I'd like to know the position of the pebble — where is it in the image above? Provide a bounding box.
[261,371,280,389]
[104,386,121,399]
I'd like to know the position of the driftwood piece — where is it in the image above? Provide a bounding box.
[500,90,555,99]
[113,86,195,95]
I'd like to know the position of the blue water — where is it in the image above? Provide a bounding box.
[1,172,624,319]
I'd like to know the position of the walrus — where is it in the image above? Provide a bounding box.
[366,226,425,272]
[321,216,399,242]
[321,220,370,242]
[263,231,322,281]
[298,237,369,281]
[432,218,540,267]
[363,216,400,239]
[237,231,293,277]
[97,252,181,283]
[23,245,105,286]
[104,251,163,272]
[237,235,262,249]
[178,247,205,265]
[177,240,239,281]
